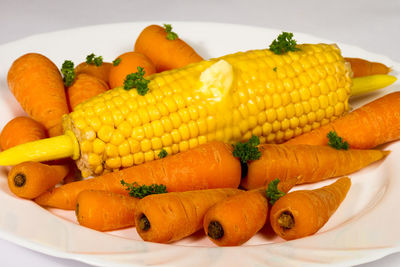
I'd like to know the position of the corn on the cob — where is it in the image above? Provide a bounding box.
[0,44,355,177]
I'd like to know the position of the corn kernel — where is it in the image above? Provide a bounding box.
[132,126,145,141]
[88,116,102,132]
[272,121,281,132]
[110,129,125,146]
[264,94,273,108]
[128,138,141,153]
[179,141,189,152]
[105,143,119,157]
[117,121,132,138]
[170,112,182,128]
[290,90,300,103]
[266,108,277,122]
[151,137,163,150]
[148,105,161,121]
[157,103,169,116]
[143,123,154,139]
[197,118,207,134]
[137,107,150,124]
[252,126,262,136]
[74,118,87,130]
[88,153,102,166]
[93,138,106,154]
[100,113,113,125]
[94,165,104,175]
[118,140,130,156]
[281,119,290,130]
[140,139,152,152]
[276,107,286,121]
[82,128,96,141]
[335,103,345,115]
[307,112,316,123]
[171,129,181,143]
[121,155,134,167]
[290,117,300,128]
[160,117,173,133]
[133,152,144,165]
[80,140,92,153]
[144,151,155,162]
[161,133,173,146]
[198,135,208,144]
[98,125,114,142]
[106,157,121,169]
[299,115,308,127]
[178,124,190,140]
[171,144,179,154]
[188,138,199,149]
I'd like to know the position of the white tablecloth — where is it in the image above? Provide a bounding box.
[1,0,399,266]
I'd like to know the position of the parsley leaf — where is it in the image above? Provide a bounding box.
[232,135,261,164]
[269,32,300,55]
[121,180,167,199]
[163,24,178,40]
[265,179,286,205]
[61,60,75,87]
[158,149,168,159]
[327,131,349,150]
[86,53,103,66]
[123,66,150,95]
[113,58,121,66]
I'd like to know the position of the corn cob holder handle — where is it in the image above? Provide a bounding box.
[0,44,396,177]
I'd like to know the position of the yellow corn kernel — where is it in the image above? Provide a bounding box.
[106,157,121,169]
[133,152,145,165]
[80,140,92,153]
[98,125,114,142]
[94,165,104,175]
[151,137,163,150]
[128,138,141,153]
[118,141,130,157]
[144,151,155,162]
[160,117,173,133]
[132,126,145,141]
[110,129,125,146]
[105,143,119,157]
[88,153,102,166]
[93,138,106,154]
[140,139,152,152]
[121,154,134,167]
[118,121,132,138]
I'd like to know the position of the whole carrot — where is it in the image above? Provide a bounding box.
[75,190,139,231]
[8,161,69,199]
[0,116,47,151]
[34,141,241,210]
[203,178,297,246]
[7,53,69,137]
[75,61,112,85]
[270,177,351,240]
[134,188,242,243]
[134,24,203,72]
[345,57,391,78]
[241,144,389,190]
[285,92,400,149]
[67,73,109,110]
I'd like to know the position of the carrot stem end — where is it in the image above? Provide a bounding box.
[207,220,224,240]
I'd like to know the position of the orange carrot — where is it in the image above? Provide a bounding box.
[108,52,156,89]
[270,177,351,240]
[203,178,297,246]
[34,141,242,210]
[8,161,69,199]
[345,57,391,77]
[75,61,112,85]
[241,144,389,190]
[134,188,242,243]
[66,73,109,110]
[7,53,69,137]
[75,190,138,231]
[0,116,47,151]
[134,24,203,72]
[285,92,400,149]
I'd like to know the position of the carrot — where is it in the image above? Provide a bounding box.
[241,144,389,190]
[0,116,47,151]
[7,53,69,137]
[108,52,156,89]
[66,73,109,110]
[345,57,391,78]
[75,190,138,231]
[203,178,297,246]
[75,61,112,85]
[284,92,400,149]
[8,161,69,199]
[134,188,242,243]
[270,177,351,240]
[34,141,241,210]
[134,24,203,72]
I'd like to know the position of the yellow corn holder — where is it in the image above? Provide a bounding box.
[0,44,396,177]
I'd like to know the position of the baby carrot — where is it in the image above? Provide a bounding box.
[0,116,47,151]
[8,161,69,199]
[34,141,242,210]
[270,177,351,240]
[134,24,203,72]
[66,73,109,110]
[75,190,139,231]
[345,57,391,78]
[108,52,155,89]
[241,144,389,190]
[285,91,400,149]
[75,61,112,85]
[134,188,242,243]
[7,53,69,137]
[203,178,297,246]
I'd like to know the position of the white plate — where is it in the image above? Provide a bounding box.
[0,22,399,267]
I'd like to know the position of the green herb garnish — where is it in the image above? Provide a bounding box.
[86,53,103,66]
[232,135,261,164]
[265,178,286,205]
[113,57,121,66]
[158,149,168,159]
[121,180,167,199]
[61,60,75,86]
[123,66,150,95]
[327,131,349,150]
[163,24,178,40]
[269,32,300,55]
[273,67,277,72]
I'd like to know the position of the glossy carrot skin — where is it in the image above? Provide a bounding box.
[75,62,112,86]
[345,57,390,77]
[269,177,351,240]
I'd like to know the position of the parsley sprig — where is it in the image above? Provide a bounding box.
[123,66,150,95]
[327,131,349,150]
[121,180,167,199]
[113,57,121,66]
[158,149,168,159]
[61,60,75,86]
[265,179,286,205]
[86,53,103,66]
[232,135,261,164]
[163,24,178,40]
[269,32,300,55]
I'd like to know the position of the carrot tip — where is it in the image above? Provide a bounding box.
[139,214,151,231]
[14,173,26,187]
[207,220,224,240]
[278,211,295,230]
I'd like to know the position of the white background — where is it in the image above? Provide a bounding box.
[0,0,399,266]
